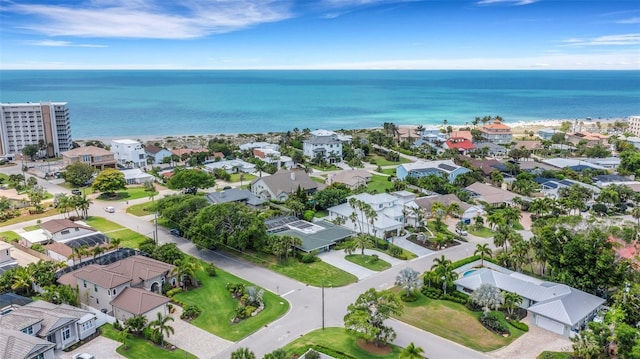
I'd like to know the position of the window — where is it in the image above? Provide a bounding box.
[62,325,71,340]
[94,284,98,292]
[61,230,70,235]
[83,280,87,288]
[80,320,94,332]
[30,353,44,359]
[112,288,117,296]
[22,326,34,335]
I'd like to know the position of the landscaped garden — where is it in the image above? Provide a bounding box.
[101,323,197,359]
[172,264,290,341]
[0,230,21,243]
[281,327,402,359]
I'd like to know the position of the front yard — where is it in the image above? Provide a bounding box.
[96,186,158,201]
[281,327,402,359]
[101,324,197,359]
[345,254,391,271]
[366,174,394,194]
[469,226,494,238]
[173,265,290,341]
[84,216,149,249]
[394,294,526,352]
[270,257,358,287]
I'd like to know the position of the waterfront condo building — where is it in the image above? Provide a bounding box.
[0,102,72,157]
[629,116,640,137]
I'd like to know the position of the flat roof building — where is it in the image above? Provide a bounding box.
[0,102,72,157]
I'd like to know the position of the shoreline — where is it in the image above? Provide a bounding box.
[76,117,628,145]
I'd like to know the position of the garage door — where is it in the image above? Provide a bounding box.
[536,315,565,335]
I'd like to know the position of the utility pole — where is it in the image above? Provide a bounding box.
[322,279,325,330]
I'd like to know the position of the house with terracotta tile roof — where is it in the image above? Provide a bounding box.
[111,287,170,322]
[481,120,513,144]
[566,131,609,146]
[449,130,473,141]
[444,138,475,155]
[61,145,116,170]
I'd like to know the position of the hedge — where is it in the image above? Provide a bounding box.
[508,319,529,332]
[291,345,358,359]
[479,311,510,335]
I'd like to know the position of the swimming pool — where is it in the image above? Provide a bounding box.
[462,269,477,277]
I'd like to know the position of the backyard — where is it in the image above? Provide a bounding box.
[101,324,197,359]
[84,216,149,249]
[366,174,394,194]
[394,293,526,352]
[173,265,290,341]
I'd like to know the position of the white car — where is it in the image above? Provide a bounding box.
[104,206,115,213]
[456,228,468,236]
[72,354,95,359]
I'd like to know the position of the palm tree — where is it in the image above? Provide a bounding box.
[11,265,35,296]
[400,342,425,359]
[447,202,461,219]
[149,312,174,347]
[231,347,256,359]
[254,160,267,178]
[431,255,456,295]
[502,291,523,318]
[395,267,421,298]
[171,257,201,291]
[632,206,640,225]
[474,243,492,267]
[110,237,122,251]
[117,328,130,350]
[353,234,373,256]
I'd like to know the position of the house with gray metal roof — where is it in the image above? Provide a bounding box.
[266,217,354,253]
[396,159,470,183]
[455,266,604,336]
[251,170,325,202]
[205,188,265,207]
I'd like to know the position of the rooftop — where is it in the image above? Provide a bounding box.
[110,287,169,315]
[61,146,113,157]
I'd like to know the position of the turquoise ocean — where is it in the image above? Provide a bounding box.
[1,70,639,138]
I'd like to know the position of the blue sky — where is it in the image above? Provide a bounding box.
[1,0,639,69]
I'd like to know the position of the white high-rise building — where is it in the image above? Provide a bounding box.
[0,102,72,157]
[629,116,640,137]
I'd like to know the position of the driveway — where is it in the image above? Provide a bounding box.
[488,316,572,359]
[168,305,234,359]
[57,336,123,359]
[318,250,376,280]
[392,235,434,257]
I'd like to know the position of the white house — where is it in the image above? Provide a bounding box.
[111,139,146,168]
[121,168,155,185]
[0,241,18,274]
[204,159,256,174]
[144,145,172,164]
[239,142,280,151]
[327,193,405,239]
[396,160,471,183]
[303,130,343,163]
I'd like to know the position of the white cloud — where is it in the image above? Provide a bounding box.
[5,0,292,39]
[476,0,539,5]
[560,33,640,47]
[25,40,108,48]
[616,17,640,24]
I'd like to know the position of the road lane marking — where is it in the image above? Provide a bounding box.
[280,290,295,297]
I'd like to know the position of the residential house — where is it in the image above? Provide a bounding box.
[629,116,640,137]
[144,145,172,164]
[266,216,354,253]
[250,170,325,201]
[459,156,502,177]
[0,241,18,274]
[541,158,607,172]
[593,175,640,191]
[0,300,97,350]
[40,219,95,243]
[204,159,256,174]
[396,159,471,183]
[303,131,343,163]
[622,136,640,150]
[464,182,524,206]
[474,142,508,157]
[327,193,405,239]
[24,220,110,262]
[566,131,609,147]
[534,178,600,199]
[480,120,513,144]
[58,255,176,315]
[538,128,563,140]
[454,265,604,336]
[0,329,55,359]
[239,142,280,151]
[310,129,352,143]
[449,130,473,141]
[120,168,155,185]
[205,188,265,207]
[253,148,294,169]
[396,126,420,143]
[110,287,170,322]
[444,138,475,155]
[582,157,620,170]
[171,148,209,160]
[413,194,484,221]
[111,139,146,168]
[513,140,543,153]
[61,146,116,170]
[326,169,371,189]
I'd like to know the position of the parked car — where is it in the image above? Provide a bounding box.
[71,189,82,195]
[170,228,183,236]
[104,206,115,213]
[455,228,468,236]
[72,354,95,359]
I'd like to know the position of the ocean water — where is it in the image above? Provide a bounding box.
[1,70,639,138]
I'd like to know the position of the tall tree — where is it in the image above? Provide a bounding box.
[471,283,504,316]
[344,288,403,347]
[149,312,175,347]
[166,168,216,194]
[395,267,422,298]
[92,168,126,196]
[62,162,96,187]
[474,243,492,267]
[399,342,425,359]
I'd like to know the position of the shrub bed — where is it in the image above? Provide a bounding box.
[421,287,443,299]
[508,319,529,332]
[479,311,510,335]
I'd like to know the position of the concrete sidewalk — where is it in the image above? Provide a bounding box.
[168,305,233,359]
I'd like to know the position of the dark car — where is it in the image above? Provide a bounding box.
[170,228,183,236]
[71,189,82,195]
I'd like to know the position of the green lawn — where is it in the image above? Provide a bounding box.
[314,210,329,218]
[23,224,40,231]
[84,216,149,248]
[281,327,402,359]
[371,246,417,260]
[537,351,573,359]
[126,202,155,217]
[229,173,256,183]
[0,208,62,226]
[512,222,525,230]
[310,164,341,172]
[270,258,358,287]
[101,324,197,359]
[97,187,158,201]
[345,254,391,271]
[367,174,394,194]
[469,227,494,238]
[380,168,397,175]
[394,293,525,352]
[0,231,21,243]
[366,153,410,166]
[173,265,290,341]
